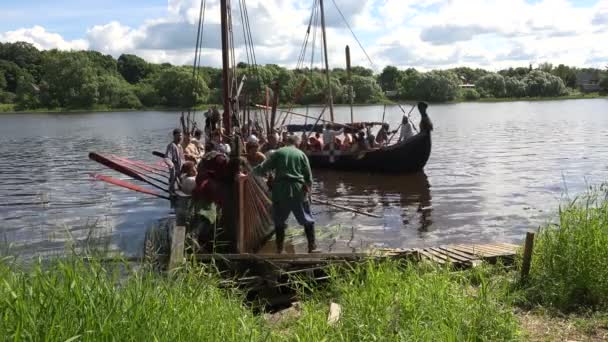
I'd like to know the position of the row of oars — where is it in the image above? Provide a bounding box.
[90,151,382,220]
[88,152,170,200]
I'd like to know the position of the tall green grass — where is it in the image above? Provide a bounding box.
[0,258,267,341]
[526,186,608,311]
[0,256,521,341]
[285,261,520,341]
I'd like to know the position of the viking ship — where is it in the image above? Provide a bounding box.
[88,0,432,256]
[270,0,432,174]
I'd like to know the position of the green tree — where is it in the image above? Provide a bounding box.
[41,51,99,108]
[155,68,209,108]
[0,42,42,81]
[78,51,118,75]
[118,54,150,84]
[97,75,142,108]
[0,90,16,104]
[298,72,343,105]
[0,60,25,93]
[449,67,489,84]
[351,66,374,77]
[134,82,160,107]
[378,66,401,91]
[504,77,527,97]
[15,73,40,109]
[600,76,608,93]
[552,64,577,88]
[0,71,6,91]
[351,75,383,103]
[522,70,567,97]
[409,70,459,102]
[462,89,480,100]
[499,67,529,78]
[475,73,506,98]
[397,68,420,100]
[537,62,553,73]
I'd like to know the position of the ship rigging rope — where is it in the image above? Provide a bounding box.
[238,0,258,71]
[275,0,319,128]
[295,0,319,71]
[190,0,207,117]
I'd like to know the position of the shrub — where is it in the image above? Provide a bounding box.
[475,73,506,98]
[525,185,608,312]
[463,88,481,100]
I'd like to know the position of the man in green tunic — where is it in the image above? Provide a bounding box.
[254,134,318,253]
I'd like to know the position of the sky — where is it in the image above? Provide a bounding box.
[0,0,607,71]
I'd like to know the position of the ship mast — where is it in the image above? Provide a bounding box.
[220,0,232,132]
[318,0,335,122]
[346,45,354,123]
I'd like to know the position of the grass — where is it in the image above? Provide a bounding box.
[523,184,608,312]
[0,256,523,341]
[284,261,520,341]
[0,258,268,341]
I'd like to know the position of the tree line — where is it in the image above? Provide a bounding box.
[0,41,607,111]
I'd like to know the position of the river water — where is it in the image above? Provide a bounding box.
[1,99,607,257]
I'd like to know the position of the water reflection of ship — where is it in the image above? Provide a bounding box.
[313,171,433,232]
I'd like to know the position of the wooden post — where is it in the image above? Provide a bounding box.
[220,0,232,133]
[270,81,280,131]
[319,0,335,122]
[169,222,186,271]
[521,232,535,281]
[345,45,354,124]
[236,174,246,253]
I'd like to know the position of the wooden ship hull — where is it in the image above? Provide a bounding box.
[306,131,431,173]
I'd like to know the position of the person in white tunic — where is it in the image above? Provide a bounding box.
[398,116,414,142]
[322,124,344,151]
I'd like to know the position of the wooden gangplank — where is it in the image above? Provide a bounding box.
[187,242,520,292]
[195,242,519,267]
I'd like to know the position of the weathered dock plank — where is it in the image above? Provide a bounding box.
[193,242,518,268]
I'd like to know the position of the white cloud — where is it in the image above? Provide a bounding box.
[87,22,139,54]
[0,26,88,51]
[1,0,607,70]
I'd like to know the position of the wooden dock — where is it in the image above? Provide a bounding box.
[193,242,520,268]
[187,242,520,293]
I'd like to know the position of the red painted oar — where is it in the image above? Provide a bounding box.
[90,174,170,200]
[110,155,169,178]
[89,152,169,192]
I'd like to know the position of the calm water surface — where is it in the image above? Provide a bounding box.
[1,99,607,256]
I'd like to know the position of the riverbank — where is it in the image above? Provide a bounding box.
[2,185,608,340]
[1,93,606,114]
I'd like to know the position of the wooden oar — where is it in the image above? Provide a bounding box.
[89,152,168,192]
[110,155,169,178]
[152,151,167,159]
[91,174,170,200]
[311,198,381,218]
[388,103,417,144]
[396,103,419,134]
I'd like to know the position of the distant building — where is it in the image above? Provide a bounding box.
[384,90,399,97]
[575,71,601,93]
[459,84,476,89]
